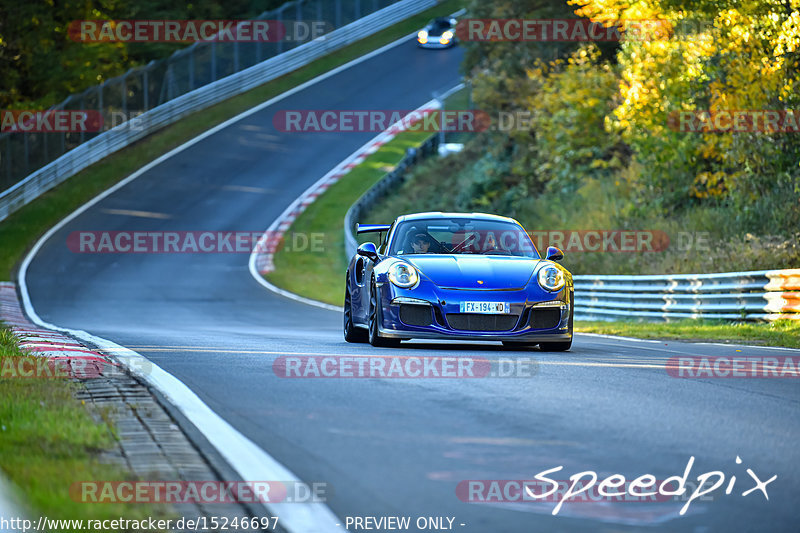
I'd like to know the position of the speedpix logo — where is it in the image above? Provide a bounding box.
[458,456,776,516]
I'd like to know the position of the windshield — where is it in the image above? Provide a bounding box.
[389,217,540,258]
[429,19,452,33]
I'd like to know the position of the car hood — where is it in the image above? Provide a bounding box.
[404,255,540,290]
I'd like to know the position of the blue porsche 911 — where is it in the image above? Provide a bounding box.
[343,212,573,350]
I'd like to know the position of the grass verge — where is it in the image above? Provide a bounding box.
[575,319,800,349]
[0,0,466,280]
[265,129,433,306]
[0,327,169,529]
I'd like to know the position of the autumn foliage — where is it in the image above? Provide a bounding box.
[458,0,798,253]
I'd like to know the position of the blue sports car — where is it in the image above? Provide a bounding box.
[343,212,573,350]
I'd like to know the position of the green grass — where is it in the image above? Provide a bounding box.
[0,327,169,530]
[575,319,800,348]
[265,130,433,306]
[0,0,466,280]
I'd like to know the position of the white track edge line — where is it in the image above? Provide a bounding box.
[17,29,426,533]
[578,332,800,352]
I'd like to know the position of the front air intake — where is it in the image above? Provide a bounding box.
[445,313,519,332]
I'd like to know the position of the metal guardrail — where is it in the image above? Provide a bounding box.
[1,0,407,193]
[344,133,440,258]
[574,269,800,321]
[0,0,438,223]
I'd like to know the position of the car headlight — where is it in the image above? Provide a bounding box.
[418,30,428,40]
[388,262,419,288]
[442,30,454,39]
[538,266,565,292]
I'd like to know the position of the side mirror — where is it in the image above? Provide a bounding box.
[357,242,379,261]
[545,246,564,261]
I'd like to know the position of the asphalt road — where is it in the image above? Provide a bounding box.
[24,37,800,532]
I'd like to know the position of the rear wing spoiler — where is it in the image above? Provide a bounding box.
[356,224,391,234]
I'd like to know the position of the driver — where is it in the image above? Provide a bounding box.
[411,232,432,254]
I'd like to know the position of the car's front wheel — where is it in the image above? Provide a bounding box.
[368,281,400,348]
[343,278,368,343]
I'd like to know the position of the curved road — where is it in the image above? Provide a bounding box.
[25,38,799,532]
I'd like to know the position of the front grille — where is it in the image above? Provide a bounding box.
[399,304,432,326]
[446,313,519,332]
[529,308,562,329]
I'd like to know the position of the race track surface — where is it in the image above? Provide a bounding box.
[25,38,799,532]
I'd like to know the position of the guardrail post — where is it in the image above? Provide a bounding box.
[188,51,195,91]
[211,42,217,82]
[143,68,150,111]
[98,84,104,132]
[121,75,128,119]
[4,135,10,186]
[23,133,29,176]
[276,5,286,53]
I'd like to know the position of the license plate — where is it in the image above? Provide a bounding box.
[460,301,510,314]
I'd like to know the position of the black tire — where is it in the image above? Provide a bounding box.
[343,279,368,343]
[539,292,574,352]
[368,281,400,348]
[501,341,536,349]
[538,340,572,352]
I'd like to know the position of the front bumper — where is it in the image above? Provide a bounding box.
[417,39,455,49]
[376,282,572,342]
